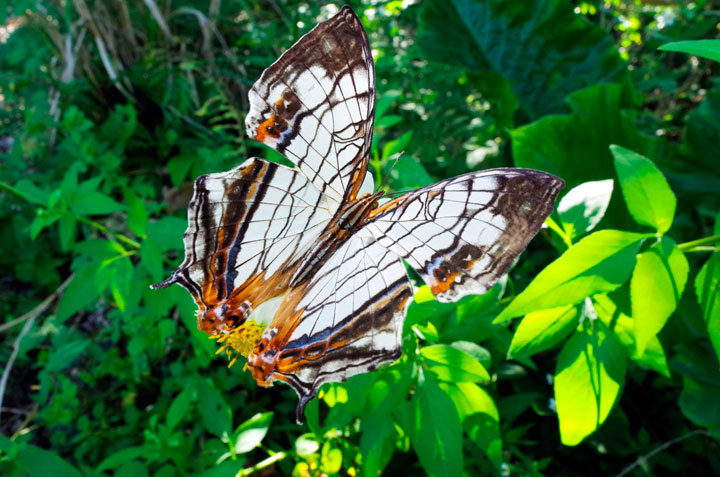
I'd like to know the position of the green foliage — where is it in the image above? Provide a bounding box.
[2,1,720,476]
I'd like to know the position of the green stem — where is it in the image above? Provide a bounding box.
[678,234,720,252]
[237,451,287,477]
[76,216,141,249]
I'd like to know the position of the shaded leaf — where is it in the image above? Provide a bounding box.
[659,40,720,63]
[420,344,490,382]
[233,412,273,454]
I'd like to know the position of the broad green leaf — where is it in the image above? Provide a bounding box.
[13,179,49,205]
[673,343,720,438]
[497,230,648,321]
[147,217,187,252]
[124,187,148,237]
[631,237,689,356]
[197,381,232,438]
[445,382,502,467]
[167,154,194,188]
[659,40,720,63]
[410,377,463,477]
[57,262,105,322]
[682,87,720,186]
[46,339,90,372]
[417,0,626,120]
[382,130,413,159]
[98,447,150,472]
[512,83,666,229]
[554,322,626,446]
[557,179,614,240]
[73,239,125,260]
[166,388,195,431]
[233,412,273,454]
[450,341,491,370]
[420,344,490,382]
[508,304,579,359]
[18,445,81,477]
[58,212,77,252]
[140,239,164,282]
[388,154,434,190]
[611,145,676,234]
[694,253,720,362]
[593,293,669,377]
[71,191,125,216]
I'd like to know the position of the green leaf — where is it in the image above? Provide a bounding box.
[147,217,187,252]
[417,0,626,120]
[410,377,463,477]
[18,445,81,477]
[512,83,667,229]
[673,343,720,438]
[593,293,669,377]
[98,447,150,472]
[320,441,343,474]
[420,344,490,382]
[166,388,195,431]
[659,40,720,63]
[696,253,720,362]
[557,179,614,240]
[554,322,626,446]
[168,154,194,188]
[56,262,105,322]
[140,239,164,282]
[445,382,502,467]
[124,187,148,237]
[58,213,77,252]
[497,230,648,321]
[233,412,273,454]
[46,339,90,372]
[611,145,676,233]
[631,237,689,355]
[13,179,49,205]
[382,130,413,159]
[71,191,125,216]
[197,381,232,438]
[387,153,434,190]
[508,304,579,359]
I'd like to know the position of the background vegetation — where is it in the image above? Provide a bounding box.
[1,0,720,475]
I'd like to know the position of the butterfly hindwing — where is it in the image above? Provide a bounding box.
[247,235,412,421]
[366,169,565,302]
[246,6,375,205]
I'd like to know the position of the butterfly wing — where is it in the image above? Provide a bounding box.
[366,168,565,302]
[247,235,412,422]
[245,6,375,205]
[152,158,333,333]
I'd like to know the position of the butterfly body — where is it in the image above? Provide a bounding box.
[153,6,564,422]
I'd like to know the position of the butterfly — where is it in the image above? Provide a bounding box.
[152,6,564,422]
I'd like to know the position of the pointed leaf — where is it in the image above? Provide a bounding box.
[420,344,489,382]
[497,230,648,321]
[659,40,720,63]
[509,304,579,359]
[631,237,689,355]
[234,412,273,454]
[554,322,626,446]
[694,253,720,362]
[611,145,676,234]
[557,179,614,239]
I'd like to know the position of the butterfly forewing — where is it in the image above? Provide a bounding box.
[152,158,332,332]
[366,169,565,302]
[246,6,375,205]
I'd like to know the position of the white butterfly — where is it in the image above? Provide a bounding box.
[153,6,564,422]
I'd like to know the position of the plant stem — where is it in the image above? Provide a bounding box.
[76,216,141,249]
[678,234,720,252]
[237,451,287,477]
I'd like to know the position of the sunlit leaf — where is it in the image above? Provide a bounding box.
[659,40,720,63]
[695,252,720,362]
[631,237,688,355]
[557,179,614,239]
[496,230,648,321]
[555,322,626,446]
[508,304,579,359]
[420,344,490,382]
[233,412,273,454]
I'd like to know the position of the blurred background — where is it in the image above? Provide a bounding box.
[1,0,719,475]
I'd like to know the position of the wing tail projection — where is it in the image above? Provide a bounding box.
[366,168,565,302]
